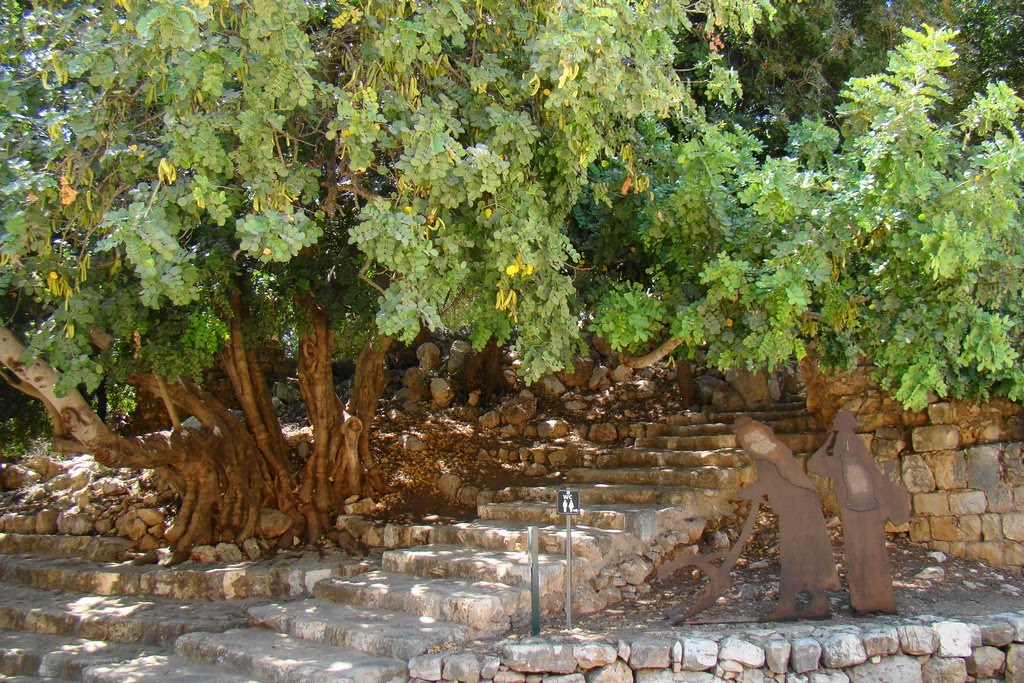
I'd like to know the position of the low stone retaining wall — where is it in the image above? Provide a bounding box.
[802,358,1024,572]
[409,613,1024,682]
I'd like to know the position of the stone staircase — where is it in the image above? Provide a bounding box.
[0,400,823,681]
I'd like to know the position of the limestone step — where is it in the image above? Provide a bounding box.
[635,431,825,453]
[0,534,131,563]
[594,447,749,469]
[489,482,711,506]
[314,570,529,634]
[176,628,409,683]
[247,600,468,660]
[566,465,753,493]
[83,653,259,682]
[476,501,712,542]
[430,520,643,561]
[645,415,819,437]
[0,584,250,645]
[382,544,575,594]
[0,552,373,601]
[665,405,811,426]
[1,630,154,679]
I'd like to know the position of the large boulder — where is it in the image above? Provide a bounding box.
[416,342,442,373]
[725,367,780,408]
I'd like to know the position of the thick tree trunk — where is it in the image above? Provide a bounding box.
[220,293,303,535]
[676,360,698,407]
[296,300,364,541]
[349,334,393,494]
[457,336,508,405]
[0,325,296,553]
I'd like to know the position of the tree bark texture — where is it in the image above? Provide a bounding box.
[348,333,393,494]
[296,300,364,541]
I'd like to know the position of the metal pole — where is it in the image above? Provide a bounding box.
[529,526,540,636]
[565,514,572,631]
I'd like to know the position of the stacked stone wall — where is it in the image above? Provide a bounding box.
[803,358,1024,571]
[408,613,1024,682]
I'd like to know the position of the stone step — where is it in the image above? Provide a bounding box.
[566,465,753,493]
[0,534,131,563]
[594,448,749,469]
[429,520,640,561]
[83,653,259,682]
[1,630,154,680]
[665,405,811,425]
[645,415,819,437]
[0,553,374,602]
[0,584,250,645]
[635,431,825,453]
[247,600,469,660]
[382,544,574,594]
[176,628,409,683]
[489,482,711,506]
[476,501,712,542]
[314,571,529,634]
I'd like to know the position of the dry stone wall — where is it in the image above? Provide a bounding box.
[803,358,1024,571]
[408,612,1024,682]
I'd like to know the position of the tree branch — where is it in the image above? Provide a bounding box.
[155,374,182,431]
[622,336,683,368]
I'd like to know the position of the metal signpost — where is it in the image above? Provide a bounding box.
[556,489,581,630]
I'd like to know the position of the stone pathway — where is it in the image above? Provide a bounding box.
[0,401,824,681]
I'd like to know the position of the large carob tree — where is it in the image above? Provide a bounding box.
[1,0,779,549]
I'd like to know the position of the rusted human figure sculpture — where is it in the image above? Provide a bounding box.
[809,412,910,614]
[733,416,840,620]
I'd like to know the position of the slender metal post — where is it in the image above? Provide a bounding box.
[528,525,540,636]
[565,514,572,631]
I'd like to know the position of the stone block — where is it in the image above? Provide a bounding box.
[928,451,968,490]
[573,643,617,670]
[680,638,718,671]
[481,657,500,680]
[948,491,987,515]
[588,423,618,443]
[410,654,445,681]
[910,517,931,542]
[629,639,673,670]
[913,425,961,452]
[966,446,1001,489]
[987,485,1015,513]
[915,492,950,516]
[1006,644,1024,683]
[443,653,481,683]
[902,455,936,493]
[1004,513,1024,541]
[820,633,867,669]
[634,671,672,683]
[585,661,632,683]
[933,621,972,657]
[981,514,1003,540]
[719,637,765,668]
[898,625,937,655]
[980,621,1015,647]
[967,645,1005,678]
[967,541,1004,566]
[849,655,921,683]
[502,643,576,674]
[930,517,960,542]
[862,627,900,657]
[790,638,822,674]
[921,656,966,683]
[766,639,792,673]
[960,515,982,541]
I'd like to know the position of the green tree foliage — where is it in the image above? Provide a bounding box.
[590,27,1024,409]
[1,0,780,545]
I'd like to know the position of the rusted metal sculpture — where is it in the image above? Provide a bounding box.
[809,412,910,615]
[661,417,840,622]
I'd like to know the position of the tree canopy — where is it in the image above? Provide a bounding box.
[588,26,1024,409]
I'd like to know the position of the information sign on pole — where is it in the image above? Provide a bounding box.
[555,489,581,630]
